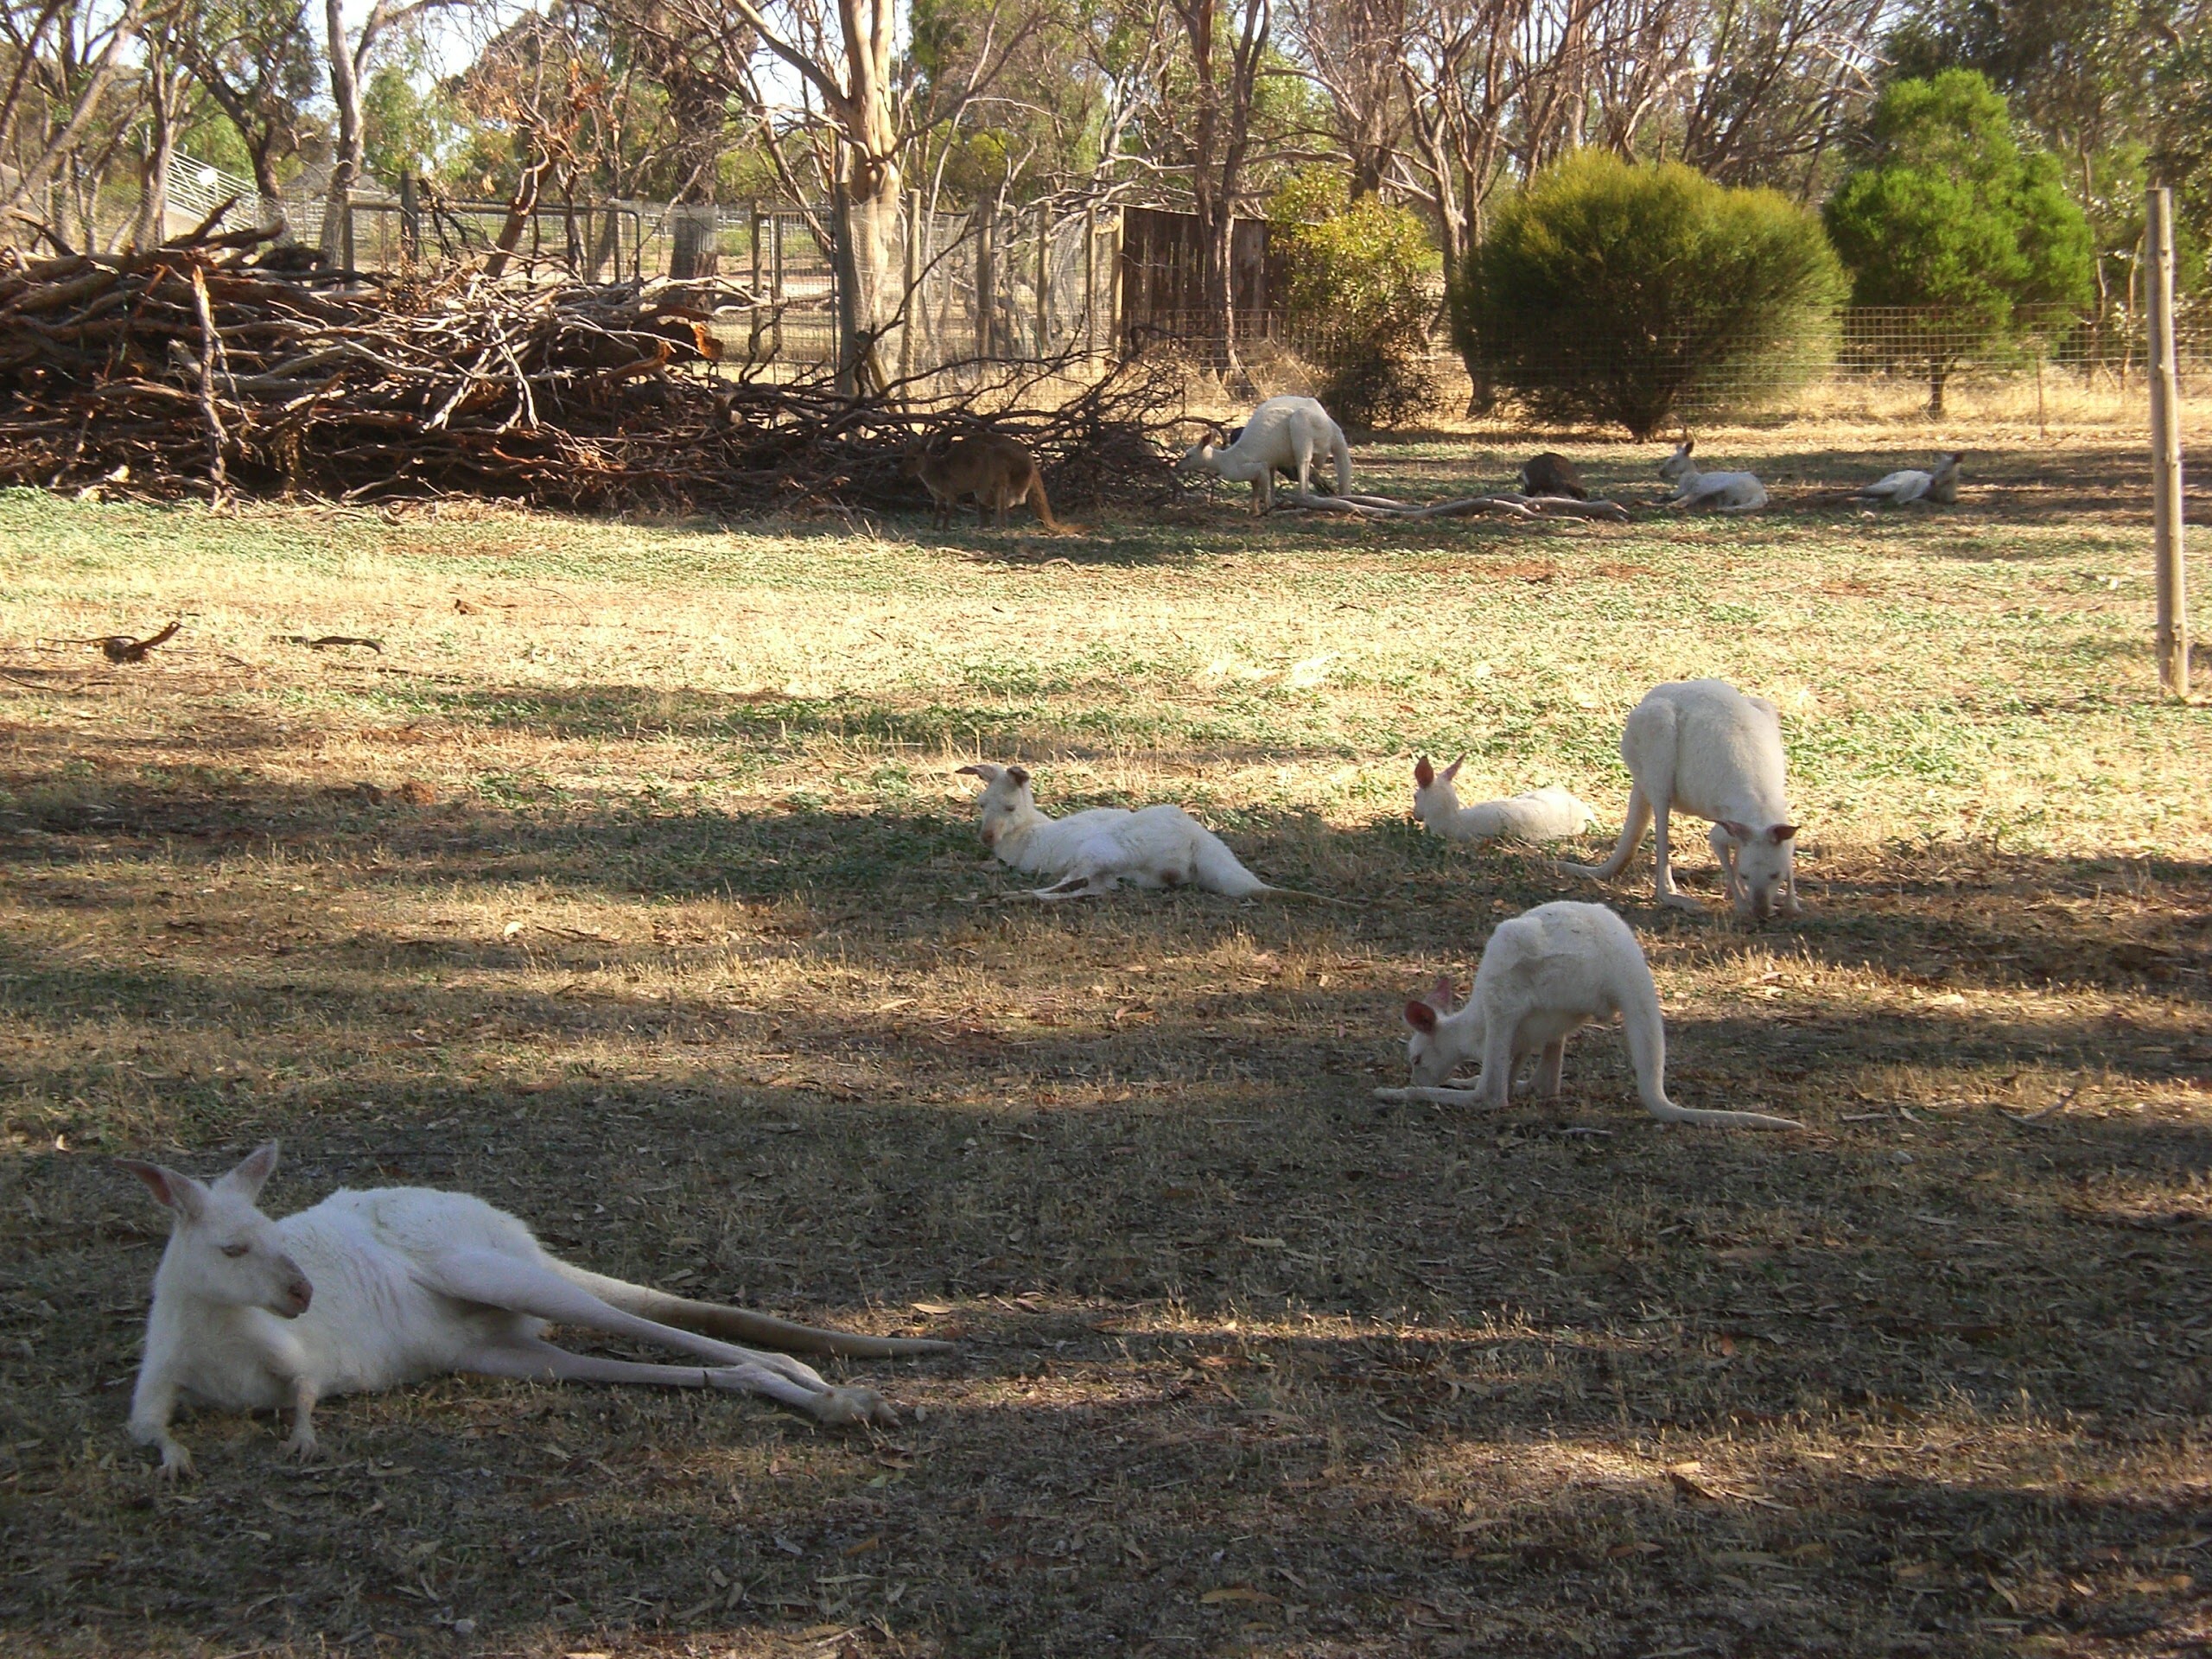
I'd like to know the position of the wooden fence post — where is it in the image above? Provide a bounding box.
[1036,202,1050,358]
[976,209,995,362]
[397,171,420,264]
[1083,200,1097,365]
[2148,186,2189,697]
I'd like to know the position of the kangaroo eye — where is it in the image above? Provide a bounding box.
[221,1243,250,1258]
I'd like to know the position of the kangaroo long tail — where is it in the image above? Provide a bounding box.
[1258,883,1357,906]
[1027,467,1061,531]
[1558,784,1649,881]
[1620,972,1803,1131]
[1189,830,1270,897]
[551,1263,955,1357]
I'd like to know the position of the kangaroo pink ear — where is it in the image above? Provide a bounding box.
[955,763,996,780]
[1414,757,1434,789]
[1716,820,1754,844]
[1005,766,1030,788]
[221,1141,279,1199]
[1770,823,1799,842]
[1441,756,1464,783]
[1427,972,1454,1008]
[118,1159,206,1221]
[1403,999,1440,1032]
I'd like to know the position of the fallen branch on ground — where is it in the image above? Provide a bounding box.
[1276,489,1631,523]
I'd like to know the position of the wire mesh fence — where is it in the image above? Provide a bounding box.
[1257,300,2212,423]
[112,159,2212,422]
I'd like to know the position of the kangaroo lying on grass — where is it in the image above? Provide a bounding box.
[1519,453,1589,500]
[1855,451,1962,506]
[1561,679,1801,919]
[902,430,1062,531]
[1412,756,1594,842]
[1374,901,1802,1128]
[1656,439,1767,512]
[957,763,1337,901]
[120,1145,950,1478]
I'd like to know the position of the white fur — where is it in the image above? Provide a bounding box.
[1855,451,1961,505]
[1177,396,1353,513]
[957,762,1269,899]
[1411,755,1593,842]
[1375,901,1801,1129]
[1657,439,1767,512]
[118,1146,947,1477]
[1560,679,1802,919]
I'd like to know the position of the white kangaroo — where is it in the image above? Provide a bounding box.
[1855,450,1961,506]
[957,762,1320,900]
[1657,439,1767,512]
[1176,396,1353,514]
[1412,756,1594,843]
[1560,679,1802,920]
[1374,901,1802,1129]
[119,1145,950,1478]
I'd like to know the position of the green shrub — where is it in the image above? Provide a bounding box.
[1452,151,1846,437]
[1269,174,1440,429]
[1824,71,2094,413]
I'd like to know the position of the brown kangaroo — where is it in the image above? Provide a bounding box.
[902,431,1062,531]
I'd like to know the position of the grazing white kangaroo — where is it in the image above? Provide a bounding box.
[1176,396,1353,514]
[119,1145,950,1478]
[957,762,1323,901]
[1412,756,1594,843]
[1560,679,1802,920]
[1855,451,1962,506]
[1657,439,1767,512]
[1373,901,1802,1129]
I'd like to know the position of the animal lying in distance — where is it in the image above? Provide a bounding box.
[902,429,1062,531]
[1374,900,1802,1128]
[120,1145,949,1477]
[1855,451,1962,505]
[1560,678,1802,919]
[1412,756,1594,842]
[957,762,1336,901]
[1518,453,1589,499]
[1176,396,1352,513]
[1657,438,1767,512]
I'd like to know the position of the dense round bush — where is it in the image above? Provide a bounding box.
[1452,151,1846,437]
[1269,174,1441,429]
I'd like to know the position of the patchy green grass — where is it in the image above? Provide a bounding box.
[0,431,2207,1659]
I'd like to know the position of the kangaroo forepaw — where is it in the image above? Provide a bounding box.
[283,1427,320,1463]
[156,1444,195,1482]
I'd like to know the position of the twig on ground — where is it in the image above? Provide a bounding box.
[99,620,182,662]
[276,635,384,652]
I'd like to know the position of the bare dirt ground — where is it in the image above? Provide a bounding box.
[0,427,2207,1658]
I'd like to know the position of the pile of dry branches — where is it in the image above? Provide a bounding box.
[0,226,1180,514]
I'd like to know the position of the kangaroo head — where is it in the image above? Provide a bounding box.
[119,1143,313,1318]
[1717,820,1798,920]
[1411,755,1463,823]
[955,762,1034,848]
[1657,439,1696,482]
[1401,973,1465,1084]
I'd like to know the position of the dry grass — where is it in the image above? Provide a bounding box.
[0,426,2207,1659]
